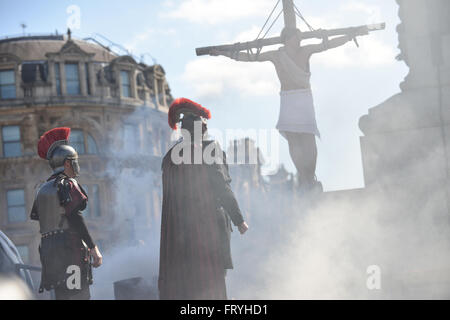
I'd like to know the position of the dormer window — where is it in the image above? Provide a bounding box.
[65,63,80,95]
[120,70,131,98]
[0,69,16,99]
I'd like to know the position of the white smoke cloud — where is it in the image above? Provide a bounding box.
[89,107,164,299]
[226,171,450,299]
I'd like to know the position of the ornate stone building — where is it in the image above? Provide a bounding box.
[0,34,173,268]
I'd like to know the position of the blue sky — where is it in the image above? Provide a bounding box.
[0,0,408,191]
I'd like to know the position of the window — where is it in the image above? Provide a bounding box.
[0,69,16,99]
[82,185,90,216]
[65,63,80,95]
[82,184,101,218]
[55,63,61,95]
[120,71,131,98]
[123,124,139,153]
[71,129,98,155]
[2,126,21,158]
[16,245,29,264]
[71,129,85,154]
[87,133,98,154]
[91,184,101,217]
[7,189,26,223]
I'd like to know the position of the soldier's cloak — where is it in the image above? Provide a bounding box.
[158,140,244,300]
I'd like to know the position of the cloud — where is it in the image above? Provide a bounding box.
[311,37,397,69]
[341,1,383,25]
[180,56,278,99]
[233,25,262,43]
[296,2,395,69]
[161,0,274,25]
[124,28,177,56]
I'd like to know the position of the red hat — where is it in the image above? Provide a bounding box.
[168,98,211,130]
[37,127,71,159]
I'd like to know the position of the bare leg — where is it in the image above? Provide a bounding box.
[284,132,318,188]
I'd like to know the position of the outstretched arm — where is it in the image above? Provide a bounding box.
[304,35,352,55]
[211,49,275,62]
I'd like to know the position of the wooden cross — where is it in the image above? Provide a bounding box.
[196,0,385,56]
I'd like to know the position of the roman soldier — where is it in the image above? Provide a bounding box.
[30,127,102,300]
[159,98,249,300]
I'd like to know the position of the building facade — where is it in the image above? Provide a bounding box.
[0,33,173,268]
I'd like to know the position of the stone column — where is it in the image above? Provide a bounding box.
[48,61,56,96]
[79,61,87,96]
[88,62,96,96]
[131,70,137,99]
[14,63,24,99]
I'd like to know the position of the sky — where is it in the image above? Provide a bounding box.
[0,0,409,191]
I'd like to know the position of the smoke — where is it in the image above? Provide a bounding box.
[89,106,164,299]
[224,136,450,299]
[89,103,450,299]
[90,22,450,299]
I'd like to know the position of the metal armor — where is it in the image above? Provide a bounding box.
[34,178,70,234]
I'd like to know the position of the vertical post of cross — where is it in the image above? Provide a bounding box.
[282,0,297,30]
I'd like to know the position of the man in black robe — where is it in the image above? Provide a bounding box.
[159,98,248,300]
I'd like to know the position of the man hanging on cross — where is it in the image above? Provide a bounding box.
[198,0,383,193]
[210,28,367,192]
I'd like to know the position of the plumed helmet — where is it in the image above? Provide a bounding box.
[168,98,211,130]
[37,127,79,174]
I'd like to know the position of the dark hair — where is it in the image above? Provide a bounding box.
[181,113,207,137]
[281,28,301,42]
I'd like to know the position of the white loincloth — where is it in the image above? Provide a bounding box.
[276,88,321,139]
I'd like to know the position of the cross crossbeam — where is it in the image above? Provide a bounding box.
[195,0,385,56]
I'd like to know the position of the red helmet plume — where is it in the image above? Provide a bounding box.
[168,98,211,130]
[37,127,71,159]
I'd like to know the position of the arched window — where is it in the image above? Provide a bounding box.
[71,129,98,155]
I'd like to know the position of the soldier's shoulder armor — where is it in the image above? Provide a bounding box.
[36,176,75,206]
[37,179,58,197]
[35,177,69,233]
